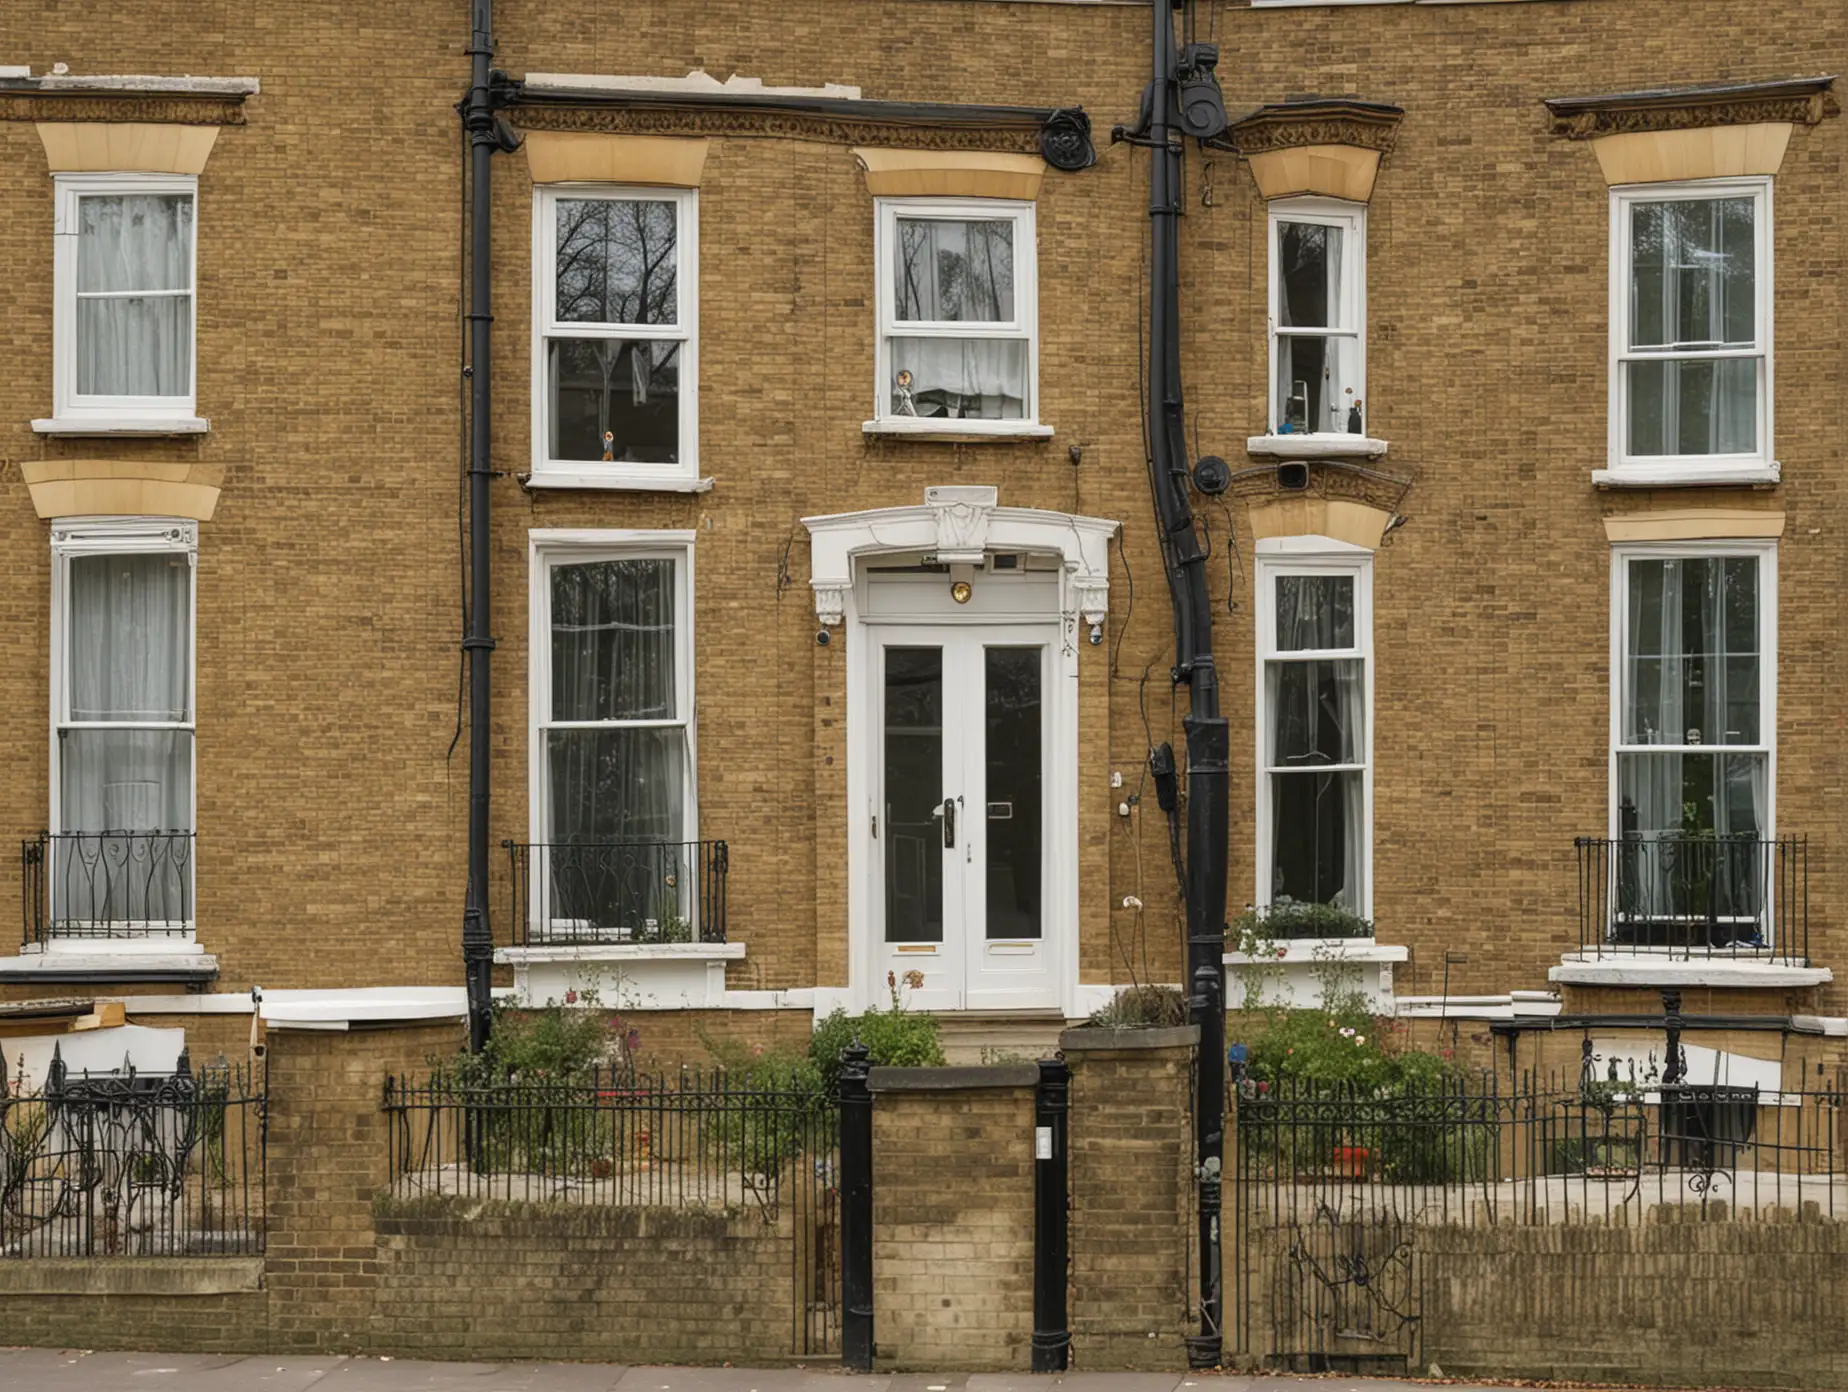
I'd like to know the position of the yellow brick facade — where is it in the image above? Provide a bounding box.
[0,0,1844,1045]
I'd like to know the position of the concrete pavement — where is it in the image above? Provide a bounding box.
[0,1351,1697,1392]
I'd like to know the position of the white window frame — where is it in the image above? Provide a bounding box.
[871,197,1042,436]
[1608,540,1777,843]
[51,173,200,428]
[1267,197,1368,440]
[1254,540,1375,927]
[49,516,199,934]
[527,529,699,856]
[530,187,700,488]
[1607,178,1773,478]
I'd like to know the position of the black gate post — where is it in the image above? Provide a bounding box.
[1032,1056,1072,1371]
[839,1040,875,1372]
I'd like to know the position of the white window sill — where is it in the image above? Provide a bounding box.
[522,470,714,493]
[495,942,745,966]
[0,945,217,984]
[1593,462,1781,489]
[863,419,1055,443]
[1224,939,1408,967]
[498,942,744,1009]
[33,416,210,437]
[1550,952,1831,989]
[40,933,200,956]
[1247,433,1389,459]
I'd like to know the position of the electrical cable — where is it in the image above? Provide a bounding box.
[1111,527,1134,678]
[776,526,800,598]
[1213,494,1241,617]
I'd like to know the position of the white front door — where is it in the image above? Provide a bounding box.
[871,622,1057,1011]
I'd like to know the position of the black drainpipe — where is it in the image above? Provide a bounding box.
[1139,0,1228,1366]
[460,0,516,1053]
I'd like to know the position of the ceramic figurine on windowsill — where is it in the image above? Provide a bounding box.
[1347,401,1364,435]
[893,369,918,417]
[601,430,616,461]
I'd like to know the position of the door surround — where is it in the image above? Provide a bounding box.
[803,486,1117,1015]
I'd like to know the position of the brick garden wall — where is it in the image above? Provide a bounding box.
[10,1025,1848,1385]
[1421,1216,1848,1390]
[1063,1027,1197,1371]
[868,1068,1037,1370]
[370,1201,794,1362]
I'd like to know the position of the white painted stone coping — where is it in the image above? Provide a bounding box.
[1550,952,1831,989]
[494,943,746,965]
[4,73,259,94]
[1223,938,1408,967]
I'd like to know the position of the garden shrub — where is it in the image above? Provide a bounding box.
[1086,984,1188,1029]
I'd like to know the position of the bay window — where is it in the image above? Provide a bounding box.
[1610,544,1775,947]
[50,520,197,934]
[532,188,698,485]
[873,198,1039,430]
[1256,552,1372,918]
[1268,199,1366,438]
[51,174,198,427]
[1610,179,1771,473]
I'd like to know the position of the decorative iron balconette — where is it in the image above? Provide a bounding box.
[503,839,728,948]
[1574,834,1808,966]
[20,831,196,945]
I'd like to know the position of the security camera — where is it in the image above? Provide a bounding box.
[816,629,831,647]
[1088,623,1104,646]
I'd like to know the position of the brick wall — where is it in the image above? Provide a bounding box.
[0,0,1840,1028]
[371,1201,794,1361]
[1420,1216,1848,1389]
[0,1024,805,1357]
[1063,1027,1197,1370]
[869,1069,1036,1370]
[262,1023,460,1351]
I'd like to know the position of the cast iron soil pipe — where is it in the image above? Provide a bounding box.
[1143,0,1229,1366]
[461,0,499,1054]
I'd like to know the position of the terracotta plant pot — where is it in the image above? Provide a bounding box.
[1332,1145,1370,1179]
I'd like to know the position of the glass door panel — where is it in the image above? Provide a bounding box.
[983,646,1042,940]
[883,646,944,944]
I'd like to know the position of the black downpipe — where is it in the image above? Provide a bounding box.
[1143,0,1228,1365]
[461,0,501,1054]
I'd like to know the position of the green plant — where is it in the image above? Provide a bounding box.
[1233,900,1373,943]
[443,1000,637,1178]
[450,998,627,1086]
[1087,984,1188,1029]
[807,972,945,1096]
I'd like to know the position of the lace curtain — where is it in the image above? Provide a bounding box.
[75,193,193,398]
[1268,574,1365,910]
[889,218,1025,419]
[1627,197,1757,456]
[58,553,192,925]
[546,559,685,847]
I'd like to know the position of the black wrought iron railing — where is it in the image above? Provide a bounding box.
[384,1066,830,1218]
[383,1065,838,1353]
[503,839,727,946]
[1,1050,265,1258]
[21,831,196,945]
[1575,835,1807,964]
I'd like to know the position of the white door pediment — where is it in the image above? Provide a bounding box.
[802,486,1118,626]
